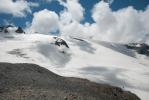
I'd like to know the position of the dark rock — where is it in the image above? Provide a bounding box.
[54,37,69,48]
[126,43,149,56]
[137,43,149,55]
[0,26,4,32]
[0,25,13,33]
[0,25,25,34]
[5,25,13,28]
[15,27,25,34]
[0,63,140,100]
[72,37,85,41]
[4,29,8,33]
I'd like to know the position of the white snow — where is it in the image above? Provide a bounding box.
[7,26,18,33]
[0,33,149,100]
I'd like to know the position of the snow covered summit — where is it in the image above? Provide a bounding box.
[0,25,25,34]
[0,32,149,100]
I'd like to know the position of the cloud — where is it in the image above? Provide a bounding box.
[58,0,88,37]
[91,1,149,43]
[0,0,38,17]
[28,9,59,34]
[101,0,114,5]
[59,0,85,22]
[60,1,149,44]
[29,2,39,8]
[59,19,94,39]
[22,0,149,44]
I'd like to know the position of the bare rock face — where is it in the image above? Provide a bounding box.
[15,27,25,34]
[53,37,69,48]
[126,43,149,56]
[0,63,140,100]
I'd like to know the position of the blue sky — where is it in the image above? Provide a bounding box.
[0,0,149,28]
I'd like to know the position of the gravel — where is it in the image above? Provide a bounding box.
[0,63,140,100]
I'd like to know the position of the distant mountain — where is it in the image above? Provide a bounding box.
[0,25,25,34]
[0,29,149,100]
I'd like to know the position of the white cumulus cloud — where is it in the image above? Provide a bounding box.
[0,0,38,17]
[91,1,149,43]
[28,9,59,34]
[60,1,149,44]
[23,1,149,44]
[59,0,85,22]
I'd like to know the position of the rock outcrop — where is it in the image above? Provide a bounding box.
[15,27,25,34]
[53,37,69,48]
[126,43,149,56]
[0,25,25,34]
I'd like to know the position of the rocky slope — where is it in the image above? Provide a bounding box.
[0,63,140,100]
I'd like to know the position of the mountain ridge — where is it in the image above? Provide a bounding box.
[0,62,140,100]
[0,30,149,100]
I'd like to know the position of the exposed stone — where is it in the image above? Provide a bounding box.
[0,63,140,100]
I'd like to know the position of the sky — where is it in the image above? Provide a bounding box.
[0,0,149,43]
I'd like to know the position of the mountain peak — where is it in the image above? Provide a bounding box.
[0,25,25,34]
